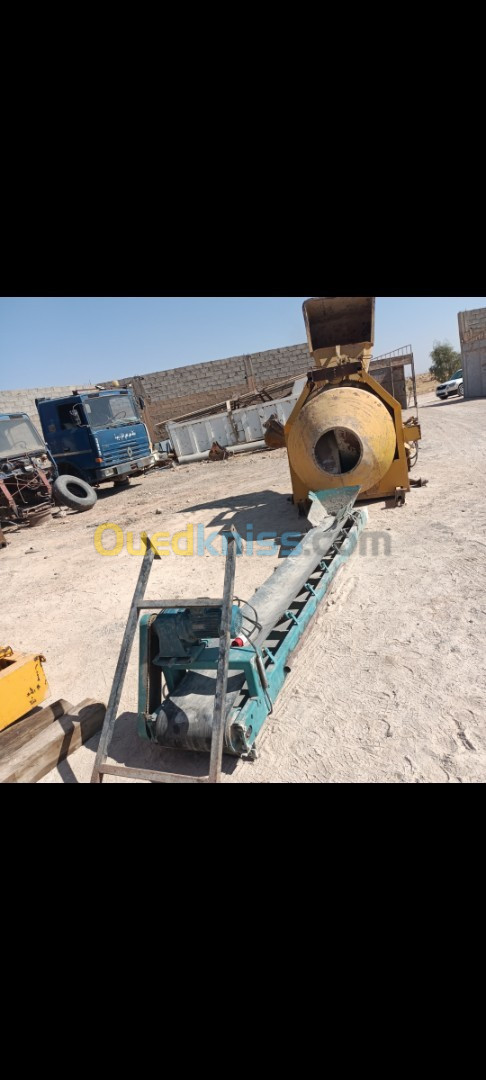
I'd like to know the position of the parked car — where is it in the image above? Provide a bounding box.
[436,370,464,400]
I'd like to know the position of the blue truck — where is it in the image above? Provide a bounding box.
[36,388,155,488]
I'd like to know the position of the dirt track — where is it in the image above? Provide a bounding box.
[2,392,485,783]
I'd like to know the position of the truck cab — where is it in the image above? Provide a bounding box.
[0,412,58,525]
[36,389,155,487]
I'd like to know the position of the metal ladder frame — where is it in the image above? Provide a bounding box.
[90,528,238,785]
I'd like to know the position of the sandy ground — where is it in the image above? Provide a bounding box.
[2,391,485,783]
[409,373,438,396]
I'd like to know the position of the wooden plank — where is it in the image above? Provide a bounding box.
[100,764,208,784]
[0,699,72,761]
[0,699,106,784]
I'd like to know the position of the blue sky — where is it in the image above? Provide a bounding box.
[0,296,484,390]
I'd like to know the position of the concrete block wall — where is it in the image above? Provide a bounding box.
[460,340,486,398]
[120,343,313,438]
[119,345,410,440]
[0,386,95,430]
[0,343,312,443]
[458,308,486,398]
[458,308,486,344]
[1,342,409,443]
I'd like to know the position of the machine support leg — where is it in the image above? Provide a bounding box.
[208,528,238,784]
[91,538,158,784]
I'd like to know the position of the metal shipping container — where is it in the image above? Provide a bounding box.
[167,386,304,462]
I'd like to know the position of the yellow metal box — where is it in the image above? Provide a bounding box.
[0,647,48,731]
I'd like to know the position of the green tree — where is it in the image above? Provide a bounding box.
[429,341,461,383]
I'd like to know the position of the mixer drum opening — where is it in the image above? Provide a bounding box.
[286,384,398,496]
[315,428,362,475]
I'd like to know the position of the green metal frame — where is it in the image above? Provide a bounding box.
[138,508,367,757]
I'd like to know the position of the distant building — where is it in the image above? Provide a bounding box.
[458,308,486,398]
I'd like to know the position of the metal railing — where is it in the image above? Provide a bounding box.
[372,345,413,361]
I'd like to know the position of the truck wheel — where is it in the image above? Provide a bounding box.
[53,475,97,512]
[113,477,130,487]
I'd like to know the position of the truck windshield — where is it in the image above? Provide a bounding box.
[0,416,45,460]
[83,395,139,430]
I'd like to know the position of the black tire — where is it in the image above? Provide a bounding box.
[458,384,464,397]
[53,475,97,512]
[113,477,130,487]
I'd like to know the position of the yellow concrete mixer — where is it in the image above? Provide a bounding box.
[285,297,421,510]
